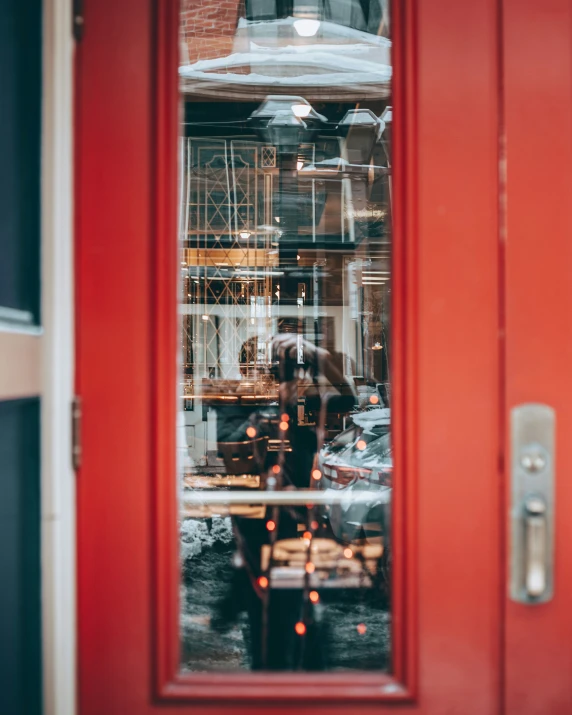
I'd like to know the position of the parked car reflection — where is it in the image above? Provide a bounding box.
[319,406,392,544]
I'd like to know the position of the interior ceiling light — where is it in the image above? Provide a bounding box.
[239,230,251,239]
[292,103,312,118]
[297,160,304,170]
[293,18,320,37]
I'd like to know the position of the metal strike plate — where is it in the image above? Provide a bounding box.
[510,404,555,604]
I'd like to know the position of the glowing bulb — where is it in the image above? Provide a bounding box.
[258,576,269,589]
[369,394,380,404]
[311,520,318,530]
[295,621,306,635]
[312,469,322,481]
[279,421,289,431]
[357,623,367,635]
[246,426,257,438]
[292,102,312,118]
[293,19,320,37]
[305,562,315,574]
[303,531,312,540]
[309,590,319,603]
[272,464,281,474]
[356,439,367,451]
[281,413,290,422]
[266,520,276,532]
[344,548,353,559]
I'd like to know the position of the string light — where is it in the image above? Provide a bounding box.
[344,548,353,559]
[303,531,312,540]
[246,426,256,438]
[266,520,276,532]
[280,413,289,422]
[279,421,288,431]
[369,394,379,404]
[356,439,367,451]
[309,591,319,603]
[357,623,367,635]
[258,576,269,589]
[295,622,306,635]
[311,520,319,530]
[312,469,322,481]
[272,464,281,474]
[305,562,315,574]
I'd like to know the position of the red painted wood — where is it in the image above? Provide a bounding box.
[503,1,572,712]
[76,0,501,711]
[75,0,153,712]
[153,0,181,696]
[415,0,501,710]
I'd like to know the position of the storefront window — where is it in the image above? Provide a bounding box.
[178,0,392,672]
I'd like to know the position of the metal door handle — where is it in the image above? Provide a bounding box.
[524,496,547,598]
[510,404,554,604]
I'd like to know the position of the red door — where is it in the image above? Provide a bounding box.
[503,0,572,711]
[75,0,572,712]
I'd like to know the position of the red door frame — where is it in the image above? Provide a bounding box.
[76,0,502,712]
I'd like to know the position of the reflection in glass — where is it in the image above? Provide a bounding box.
[179,0,392,672]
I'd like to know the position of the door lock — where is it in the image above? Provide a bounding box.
[510,404,555,604]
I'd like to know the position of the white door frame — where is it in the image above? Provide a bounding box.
[41,0,76,713]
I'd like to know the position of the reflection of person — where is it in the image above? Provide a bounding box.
[271,332,356,411]
[212,333,357,670]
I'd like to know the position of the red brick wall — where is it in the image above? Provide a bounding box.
[181,0,242,63]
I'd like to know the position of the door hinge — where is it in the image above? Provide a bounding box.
[72,396,82,471]
[72,0,84,41]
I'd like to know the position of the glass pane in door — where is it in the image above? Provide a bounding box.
[178,0,392,672]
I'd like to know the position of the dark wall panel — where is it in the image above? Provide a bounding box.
[0,0,42,322]
[0,399,42,715]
